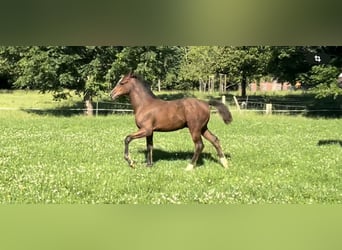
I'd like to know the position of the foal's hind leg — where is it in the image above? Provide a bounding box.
[202,129,228,168]
[186,131,204,171]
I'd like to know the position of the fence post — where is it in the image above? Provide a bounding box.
[221,95,226,105]
[96,101,99,117]
[158,79,161,92]
[265,103,272,115]
[233,96,241,112]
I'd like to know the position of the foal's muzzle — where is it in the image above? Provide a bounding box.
[110,90,117,100]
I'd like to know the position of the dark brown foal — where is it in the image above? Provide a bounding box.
[110,72,232,170]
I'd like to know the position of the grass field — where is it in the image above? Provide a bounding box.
[0,91,341,204]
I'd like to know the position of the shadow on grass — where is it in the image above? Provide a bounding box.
[306,96,342,118]
[21,101,86,117]
[317,140,342,147]
[138,148,231,167]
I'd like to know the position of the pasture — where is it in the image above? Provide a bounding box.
[0,91,341,204]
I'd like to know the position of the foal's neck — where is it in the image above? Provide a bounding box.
[129,81,158,112]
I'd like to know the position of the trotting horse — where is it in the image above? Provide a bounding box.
[110,72,232,171]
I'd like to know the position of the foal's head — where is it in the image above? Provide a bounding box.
[110,72,136,100]
[110,72,155,100]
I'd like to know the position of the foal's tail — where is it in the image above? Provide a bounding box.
[208,100,233,124]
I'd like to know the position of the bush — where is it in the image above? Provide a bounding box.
[299,65,342,98]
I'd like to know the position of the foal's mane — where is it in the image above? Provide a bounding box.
[130,73,157,98]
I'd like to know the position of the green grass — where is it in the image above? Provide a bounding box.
[0,91,341,204]
[0,90,83,109]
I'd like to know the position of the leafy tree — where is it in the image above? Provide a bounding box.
[177,46,271,95]
[268,46,314,84]
[218,46,271,97]
[108,46,183,90]
[318,46,342,67]
[308,46,342,98]
[299,65,342,98]
[268,46,342,98]
[0,46,119,115]
[0,46,28,88]
[178,46,221,90]
[2,45,341,112]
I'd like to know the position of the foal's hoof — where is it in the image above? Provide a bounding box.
[185,163,195,171]
[219,157,228,169]
[128,161,135,168]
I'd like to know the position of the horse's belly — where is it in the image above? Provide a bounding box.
[153,118,186,132]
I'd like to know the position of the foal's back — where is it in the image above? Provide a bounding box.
[136,97,210,132]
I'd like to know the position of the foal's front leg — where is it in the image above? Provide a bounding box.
[124,135,134,167]
[146,134,153,166]
[124,128,152,168]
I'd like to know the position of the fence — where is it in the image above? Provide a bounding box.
[232,96,342,116]
[0,101,133,116]
[93,101,133,115]
[1,97,341,117]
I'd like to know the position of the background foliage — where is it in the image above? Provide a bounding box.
[1,46,342,99]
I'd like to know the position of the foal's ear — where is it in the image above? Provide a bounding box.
[127,70,138,79]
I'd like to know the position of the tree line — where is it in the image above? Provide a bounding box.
[1,46,341,108]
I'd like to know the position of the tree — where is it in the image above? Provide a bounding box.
[3,45,340,109]
[268,46,342,98]
[306,46,342,98]
[0,46,119,115]
[268,46,314,84]
[218,46,271,97]
[108,46,183,90]
[0,46,27,89]
[299,65,342,99]
[178,46,221,90]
